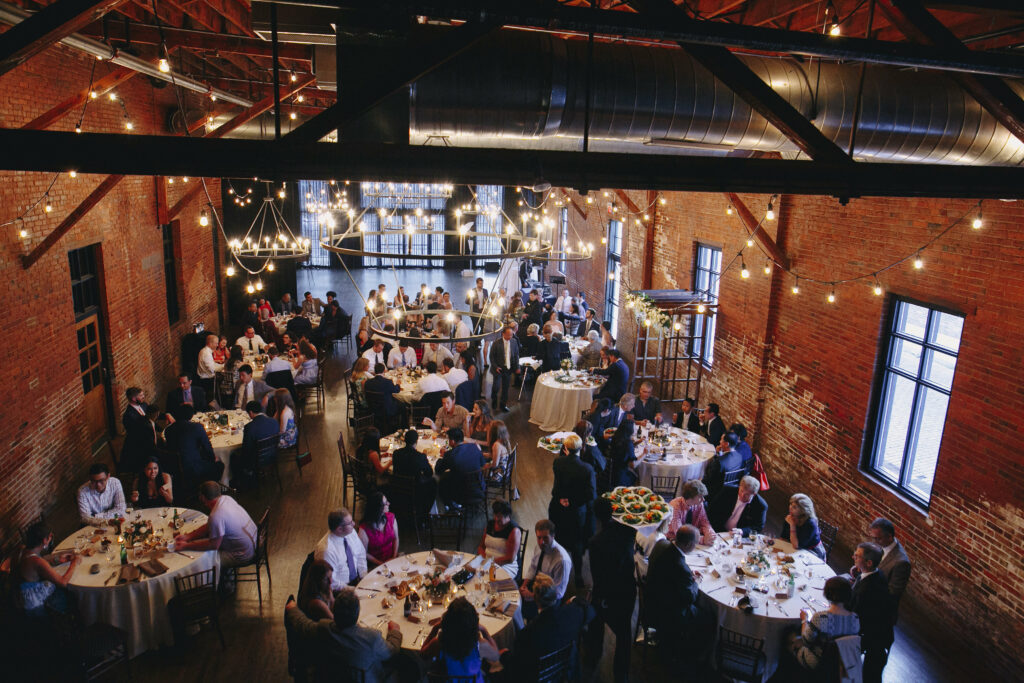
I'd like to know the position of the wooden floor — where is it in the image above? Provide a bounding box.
[38,267,997,682]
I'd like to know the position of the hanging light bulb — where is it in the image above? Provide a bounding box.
[827,285,836,303]
[696,304,706,314]
[791,277,800,294]
[763,262,772,275]
[289,112,297,120]
[255,281,263,291]
[726,205,734,216]
[108,92,117,101]
[740,258,750,279]
[89,90,98,99]
[673,321,682,330]
[125,120,134,130]
[873,282,883,296]
[69,170,77,178]
[20,228,28,238]
[278,189,286,199]
[44,195,53,212]
[75,125,82,133]
[296,94,305,103]
[972,209,983,229]
[158,58,170,73]
[608,271,615,281]
[765,197,776,220]
[267,263,275,272]
[913,253,924,269]
[246,284,255,294]
[226,266,235,277]
[199,209,209,227]
[290,71,298,82]
[659,197,667,206]
[746,238,754,247]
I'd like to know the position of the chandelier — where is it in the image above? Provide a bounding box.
[228,182,311,269]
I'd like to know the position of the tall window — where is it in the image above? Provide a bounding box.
[162,223,180,324]
[69,245,100,321]
[603,220,622,338]
[359,182,447,267]
[298,180,331,267]
[867,298,963,506]
[473,185,504,264]
[559,207,569,273]
[692,244,722,365]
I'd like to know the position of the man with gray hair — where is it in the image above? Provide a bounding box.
[707,475,767,535]
[578,329,603,369]
[631,380,663,425]
[851,542,895,683]
[866,517,912,610]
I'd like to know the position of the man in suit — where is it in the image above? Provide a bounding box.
[673,397,701,433]
[488,325,521,412]
[465,277,488,326]
[301,291,325,316]
[582,498,636,683]
[538,329,570,373]
[850,542,895,683]
[277,293,295,315]
[434,428,488,508]
[594,349,630,403]
[708,476,767,536]
[500,573,586,680]
[518,259,532,288]
[361,338,389,369]
[700,402,726,448]
[241,301,260,329]
[548,434,596,581]
[120,387,153,472]
[702,432,747,501]
[645,525,711,661]
[284,589,404,683]
[631,381,663,425]
[523,289,544,330]
[582,307,601,336]
[166,374,209,414]
[363,363,402,426]
[867,517,912,615]
[235,365,273,410]
[164,404,224,486]
[229,400,280,489]
[391,429,437,516]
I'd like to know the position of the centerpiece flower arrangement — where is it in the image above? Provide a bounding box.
[560,357,574,378]
[425,567,452,602]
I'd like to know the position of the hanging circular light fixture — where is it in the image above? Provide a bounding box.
[228,182,311,271]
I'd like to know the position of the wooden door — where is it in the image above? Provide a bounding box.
[76,315,108,444]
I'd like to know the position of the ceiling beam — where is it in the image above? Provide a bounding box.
[200,0,254,37]
[723,192,790,270]
[78,22,313,61]
[21,66,137,130]
[0,0,129,75]
[614,189,643,214]
[6,129,1024,199]
[560,188,588,219]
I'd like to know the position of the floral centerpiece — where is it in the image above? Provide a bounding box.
[425,567,452,601]
[123,517,154,546]
[743,549,772,576]
[559,357,573,378]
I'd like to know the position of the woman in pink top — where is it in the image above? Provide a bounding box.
[667,479,715,545]
[357,491,399,567]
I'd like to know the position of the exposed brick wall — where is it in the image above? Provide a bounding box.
[0,47,223,548]
[563,188,1024,677]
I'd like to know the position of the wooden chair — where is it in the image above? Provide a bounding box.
[716,626,767,682]
[537,640,575,683]
[172,566,225,648]
[255,433,283,492]
[722,467,747,489]
[428,511,466,551]
[514,527,530,585]
[486,445,517,505]
[347,457,375,506]
[278,414,312,478]
[353,413,375,441]
[649,475,680,500]
[46,603,130,680]
[337,432,354,506]
[459,469,488,522]
[818,518,839,561]
[234,508,272,604]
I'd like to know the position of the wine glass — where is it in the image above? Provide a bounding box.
[160,508,169,520]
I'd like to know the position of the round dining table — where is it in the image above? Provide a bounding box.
[354,551,520,654]
[379,428,446,469]
[192,410,251,486]
[272,313,320,335]
[634,426,717,498]
[55,507,218,657]
[528,371,605,433]
[383,367,425,405]
[684,532,837,681]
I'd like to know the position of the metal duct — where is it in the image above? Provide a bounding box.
[410,32,1024,166]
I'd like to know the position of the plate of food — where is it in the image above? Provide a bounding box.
[647,501,670,513]
[643,510,665,524]
[625,501,648,514]
[642,492,664,504]
[601,491,621,501]
[610,502,626,515]
[621,513,644,525]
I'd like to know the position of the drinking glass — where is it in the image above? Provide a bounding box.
[160,508,169,520]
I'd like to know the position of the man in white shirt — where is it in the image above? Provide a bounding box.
[77,463,126,526]
[554,289,574,319]
[361,339,388,368]
[174,481,257,569]
[387,340,417,369]
[441,357,468,390]
[314,508,367,590]
[519,519,572,621]
[235,365,272,409]
[235,326,267,354]
[416,361,450,397]
[263,345,292,374]
[196,334,224,396]
[421,340,453,368]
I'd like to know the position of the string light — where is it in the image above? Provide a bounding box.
[89,90,97,99]
[827,288,836,303]
[972,209,983,229]
[913,253,924,269]
[763,261,772,275]
[873,279,883,296]
[226,266,235,277]
[746,238,754,247]
[765,196,776,221]
[75,125,82,133]
[108,92,117,101]
[726,205,734,216]
[791,276,800,295]
[68,171,77,178]
[158,58,170,73]
[290,71,297,82]
[44,195,52,212]
[289,112,297,120]
[199,209,209,227]
[740,257,750,279]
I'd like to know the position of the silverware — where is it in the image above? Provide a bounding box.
[175,551,195,559]
[103,571,118,586]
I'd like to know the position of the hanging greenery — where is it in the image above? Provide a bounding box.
[625,292,673,332]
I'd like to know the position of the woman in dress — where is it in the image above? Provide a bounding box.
[293,340,318,386]
[131,457,173,508]
[258,298,273,318]
[355,328,373,354]
[350,357,372,410]
[356,427,388,479]
[212,336,229,364]
[12,523,79,618]
[218,344,244,408]
[784,577,860,673]
[270,388,298,449]
[357,491,399,568]
[297,559,334,621]
[547,310,564,336]
[484,420,511,482]
[467,400,493,445]
[476,499,521,579]
[609,419,638,487]
[782,493,827,560]
[421,597,497,682]
[601,319,615,348]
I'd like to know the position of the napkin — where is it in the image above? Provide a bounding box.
[138,558,169,577]
[486,595,516,617]
[117,564,141,583]
[488,578,518,593]
[432,549,462,568]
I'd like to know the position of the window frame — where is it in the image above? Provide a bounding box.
[603,220,623,338]
[691,243,722,367]
[161,222,181,324]
[558,206,569,274]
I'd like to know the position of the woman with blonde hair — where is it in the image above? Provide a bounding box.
[484,420,512,482]
[782,493,826,560]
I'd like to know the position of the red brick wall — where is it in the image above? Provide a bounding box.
[563,187,1024,676]
[0,47,224,546]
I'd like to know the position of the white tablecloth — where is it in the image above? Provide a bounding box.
[272,313,320,335]
[634,427,716,498]
[536,431,598,454]
[685,533,836,680]
[57,508,219,657]
[528,371,604,432]
[384,368,423,405]
[355,551,520,652]
[380,429,445,470]
[192,410,251,485]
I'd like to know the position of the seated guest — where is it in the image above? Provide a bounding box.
[386,339,417,369]
[577,330,603,369]
[174,481,257,569]
[633,516,671,581]
[11,523,79,617]
[235,326,267,354]
[574,420,607,476]
[454,343,478,384]
[476,499,522,578]
[672,397,700,433]
[667,480,715,545]
[730,422,753,467]
[285,589,403,683]
[297,560,335,621]
[230,401,279,489]
[285,314,313,337]
[165,404,225,486]
[435,428,488,507]
[537,326,567,373]
[268,388,298,449]
[594,349,630,403]
[631,381,663,425]
[424,392,470,433]
[301,291,325,316]
[235,364,272,410]
[519,519,572,621]
[417,361,450,396]
[422,340,454,368]
[866,517,912,611]
[318,297,345,342]
[782,493,826,560]
[585,398,613,437]
[708,476,767,536]
[850,543,895,683]
[357,492,399,568]
[356,328,373,355]
[546,310,565,336]
[278,292,295,315]
[77,463,126,526]
[600,393,634,448]
[258,298,273,318]
[263,345,292,374]
[356,428,389,480]
[361,338,388,368]
[197,334,224,396]
[391,429,437,515]
[364,363,402,425]
[130,457,173,508]
[702,432,746,501]
[441,357,469,391]
[608,418,639,488]
[420,597,498,682]
[645,525,712,658]
[279,332,298,355]
[700,402,726,448]
[500,573,585,680]
[259,309,279,347]
[467,400,493,444]
[166,374,209,414]
[212,335,229,364]
[520,323,542,357]
[783,577,860,673]
[121,386,153,473]
[314,508,367,590]
[484,421,512,482]
[292,341,318,386]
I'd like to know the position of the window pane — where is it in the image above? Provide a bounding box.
[889,338,922,375]
[894,301,928,340]
[928,312,964,352]
[82,375,92,394]
[874,373,916,483]
[698,247,710,270]
[91,367,102,388]
[88,346,98,366]
[906,387,949,500]
[77,328,86,348]
[86,324,96,343]
[922,349,957,391]
[79,352,89,373]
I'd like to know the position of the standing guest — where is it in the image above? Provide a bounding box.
[782,577,860,674]
[235,326,267,354]
[702,432,746,501]
[866,517,912,611]
[520,323,542,357]
[391,429,437,515]
[441,357,469,391]
[467,400,494,444]
[166,374,210,414]
[574,420,606,477]
[314,508,367,590]
[700,402,726,448]
[11,523,80,617]
[420,597,497,682]
[850,543,895,683]
[230,401,279,489]
[386,339,417,369]
[297,560,335,621]
[554,288,574,321]
[577,330,602,369]
[416,360,450,397]
[667,480,715,544]
[174,481,257,570]
[235,364,272,410]
[593,349,630,403]
[673,397,700,433]
[130,457,173,508]
[484,421,512,482]
[519,520,572,621]
[361,338,388,368]
[631,381,663,425]
[488,325,520,412]
[608,418,639,487]
[537,325,567,373]
[582,498,636,683]
[424,392,470,433]
[165,404,225,486]
[422,340,454,368]
[358,492,399,568]
[263,345,292,375]
[212,336,230,364]
[278,293,295,315]
[548,433,596,581]
[197,334,224,396]
[500,574,586,680]
[121,387,154,473]
[645,525,711,660]
[466,277,489,319]
[708,476,767,536]
[476,500,522,578]
[782,493,826,560]
[301,291,325,316]
[585,398,613,439]
[582,308,601,336]
[269,388,298,449]
[77,463,126,526]
[434,427,488,508]
[292,341,319,386]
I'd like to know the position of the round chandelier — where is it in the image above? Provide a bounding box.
[228,182,311,269]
